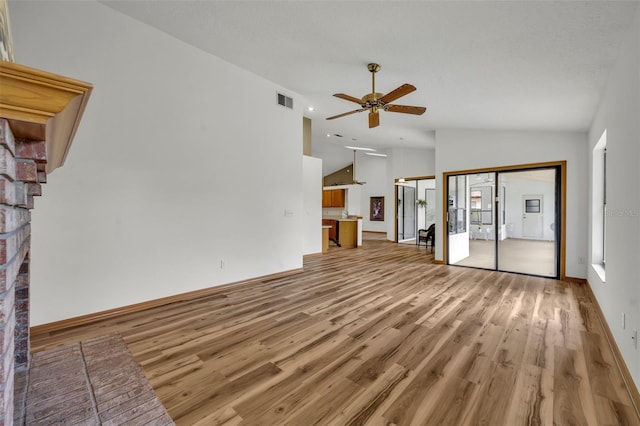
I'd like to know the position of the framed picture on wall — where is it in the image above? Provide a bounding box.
[370,196,384,221]
[0,0,15,62]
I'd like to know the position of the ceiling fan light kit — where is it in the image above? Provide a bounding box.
[326,63,427,128]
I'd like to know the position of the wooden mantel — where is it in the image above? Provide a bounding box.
[0,60,92,424]
[0,60,92,173]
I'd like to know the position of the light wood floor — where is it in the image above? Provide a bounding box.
[455,238,556,277]
[31,235,640,425]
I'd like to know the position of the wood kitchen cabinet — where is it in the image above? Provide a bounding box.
[337,220,357,248]
[322,190,333,208]
[322,219,337,241]
[322,189,345,208]
[321,218,357,248]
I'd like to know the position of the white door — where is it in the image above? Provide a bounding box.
[522,195,543,239]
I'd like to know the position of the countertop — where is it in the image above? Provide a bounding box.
[322,216,361,222]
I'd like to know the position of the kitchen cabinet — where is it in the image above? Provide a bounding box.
[337,220,357,248]
[322,226,331,253]
[322,189,345,208]
[321,218,357,248]
[322,191,333,208]
[322,219,337,241]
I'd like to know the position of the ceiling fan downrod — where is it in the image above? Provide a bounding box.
[368,63,380,96]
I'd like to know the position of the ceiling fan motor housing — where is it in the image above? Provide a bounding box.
[362,93,384,111]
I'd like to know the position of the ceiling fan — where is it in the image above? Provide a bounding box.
[326,63,427,128]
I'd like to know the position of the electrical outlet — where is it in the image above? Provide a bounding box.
[633,330,638,349]
[220,259,225,269]
[622,312,626,330]
[578,256,585,264]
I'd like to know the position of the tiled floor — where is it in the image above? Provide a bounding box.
[15,334,174,425]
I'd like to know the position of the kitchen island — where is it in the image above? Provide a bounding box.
[322,216,362,248]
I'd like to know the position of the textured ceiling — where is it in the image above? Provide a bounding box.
[102,1,639,173]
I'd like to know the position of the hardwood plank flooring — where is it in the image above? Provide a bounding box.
[31,235,640,425]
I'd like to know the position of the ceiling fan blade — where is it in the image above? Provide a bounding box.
[334,93,364,105]
[385,104,427,115]
[379,84,416,104]
[369,111,380,128]
[326,108,367,120]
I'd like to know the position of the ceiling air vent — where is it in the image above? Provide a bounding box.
[277,93,293,109]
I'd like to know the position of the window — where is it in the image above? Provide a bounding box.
[448,175,466,234]
[470,186,493,225]
[603,147,607,266]
[525,199,541,213]
[591,130,606,280]
[470,190,482,224]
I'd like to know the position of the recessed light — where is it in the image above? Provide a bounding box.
[326,134,331,137]
[366,153,387,157]
[308,106,315,112]
[344,146,376,151]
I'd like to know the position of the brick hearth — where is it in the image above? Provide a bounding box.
[14,334,173,425]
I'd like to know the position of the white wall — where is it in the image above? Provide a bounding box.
[588,6,640,387]
[11,1,304,325]
[358,152,389,232]
[390,146,436,181]
[331,147,435,236]
[346,185,363,217]
[386,146,436,240]
[303,156,322,255]
[416,179,435,230]
[435,129,588,279]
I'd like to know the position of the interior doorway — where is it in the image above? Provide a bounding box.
[397,185,416,242]
[445,163,563,278]
[395,176,436,244]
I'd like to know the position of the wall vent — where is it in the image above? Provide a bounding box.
[277,93,293,109]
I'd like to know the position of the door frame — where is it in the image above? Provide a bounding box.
[394,175,435,243]
[442,161,566,279]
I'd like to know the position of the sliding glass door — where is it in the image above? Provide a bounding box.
[397,184,416,242]
[395,178,436,244]
[497,168,559,277]
[447,166,560,278]
[448,173,496,269]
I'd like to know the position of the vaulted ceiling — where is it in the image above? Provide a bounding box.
[103,1,639,173]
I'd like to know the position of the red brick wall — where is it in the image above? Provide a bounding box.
[0,119,47,424]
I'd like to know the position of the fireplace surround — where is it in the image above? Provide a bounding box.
[0,60,92,424]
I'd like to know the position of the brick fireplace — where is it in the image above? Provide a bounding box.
[0,60,92,424]
[0,121,46,422]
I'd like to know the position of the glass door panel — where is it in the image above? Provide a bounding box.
[425,188,436,228]
[397,185,416,242]
[497,168,558,277]
[450,173,496,270]
[447,174,469,264]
